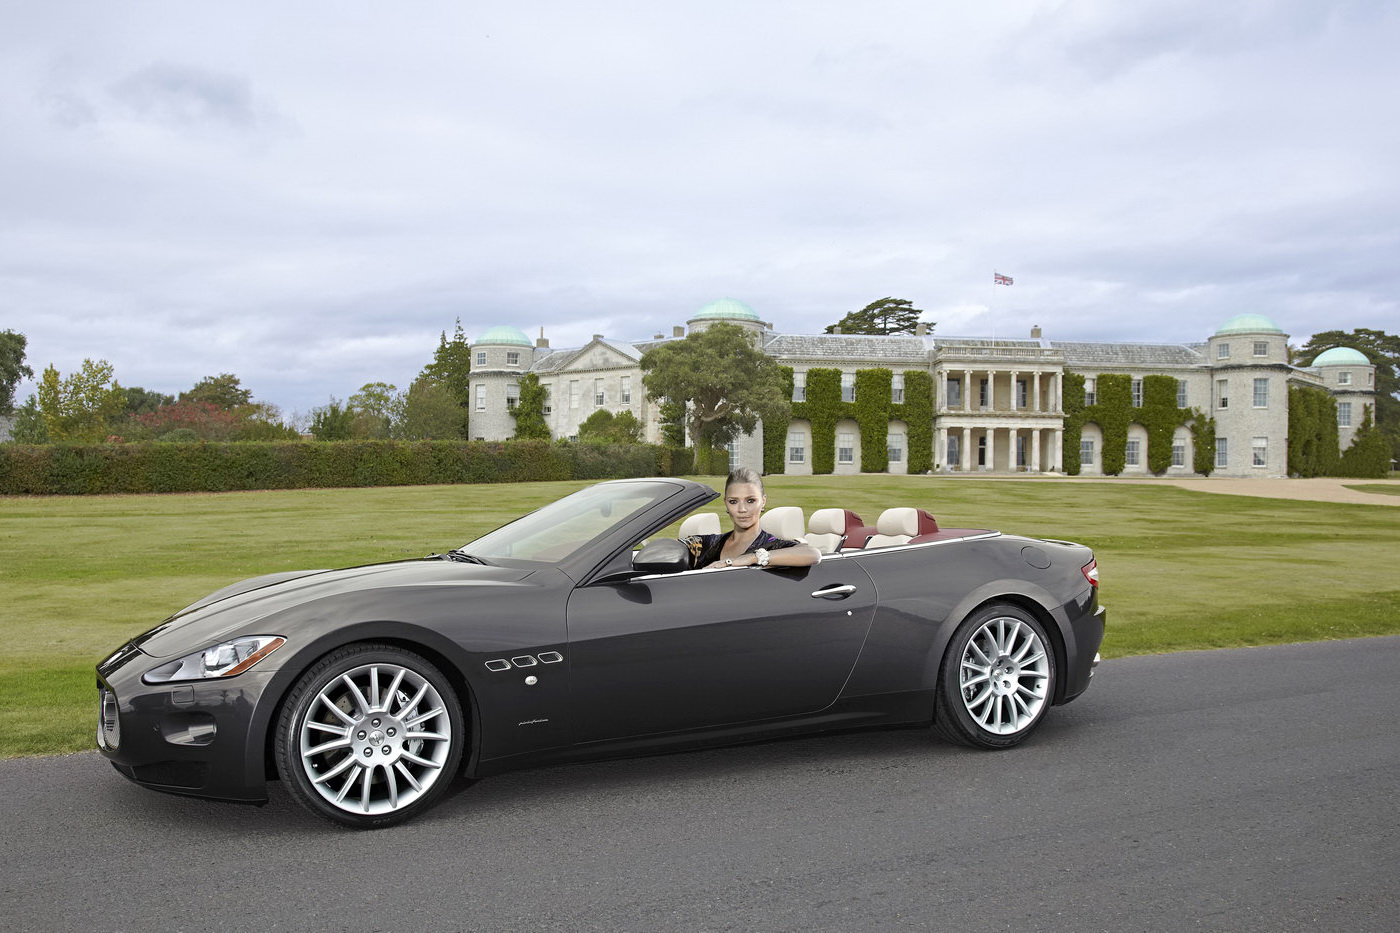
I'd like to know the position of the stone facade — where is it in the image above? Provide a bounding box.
[468,303,1375,479]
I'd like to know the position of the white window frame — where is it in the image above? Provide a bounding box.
[841,373,855,403]
[1131,379,1143,407]
[1338,371,1351,385]
[787,430,806,464]
[620,376,630,404]
[947,435,961,467]
[1216,438,1229,469]
[1177,379,1187,408]
[1252,436,1267,468]
[1172,443,1185,467]
[1080,438,1094,465]
[793,372,806,403]
[1125,439,1141,467]
[892,374,905,404]
[1217,379,1229,409]
[1253,341,1268,357]
[475,351,487,366]
[474,385,485,412]
[887,431,904,463]
[1218,342,1230,359]
[569,380,579,409]
[506,351,520,366]
[594,378,605,406]
[1085,379,1096,407]
[946,378,962,408]
[837,431,855,464]
[1253,378,1269,409]
[1337,402,1352,427]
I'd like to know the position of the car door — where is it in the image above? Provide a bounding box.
[564,557,877,744]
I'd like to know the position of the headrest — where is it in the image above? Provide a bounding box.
[808,508,847,535]
[760,506,805,541]
[679,512,721,537]
[875,507,938,536]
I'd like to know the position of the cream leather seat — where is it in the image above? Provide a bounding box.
[759,506,805,542]
[865,507,939,548]
[678,512,722,538]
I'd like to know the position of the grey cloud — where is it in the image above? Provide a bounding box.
[108,62,271,131]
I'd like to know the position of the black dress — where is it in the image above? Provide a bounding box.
[683,530,799,569]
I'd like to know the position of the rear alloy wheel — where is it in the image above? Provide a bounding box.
[934,603,1056,749]
[276,644,464,828]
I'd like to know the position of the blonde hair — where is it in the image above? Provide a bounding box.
[725,467,763,493]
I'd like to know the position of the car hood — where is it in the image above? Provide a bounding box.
[132,559,536,659]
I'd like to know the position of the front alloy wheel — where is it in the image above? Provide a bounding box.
[934,603,1056,749]
[277,644,464,828]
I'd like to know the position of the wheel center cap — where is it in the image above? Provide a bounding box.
[368,730,385,745]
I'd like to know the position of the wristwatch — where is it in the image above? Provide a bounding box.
[724,558,733,566]
[754,548,770,567]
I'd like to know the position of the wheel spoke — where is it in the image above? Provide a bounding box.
[306,737,353,756]
[383,669,407,711]
[318,694,357,727]
[310,751,358,785]
[405,706,444,729]
[333,765,362,802]
[359,765,374,812]
[368,666,382,711]
[400,749,444,770]
[306,720,349,737]
[383,763,399,809]
[341,674,372,718]
[394,761,423,792]
[396,682,429,718]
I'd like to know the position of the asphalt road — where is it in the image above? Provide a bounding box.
[3,637,1398,933]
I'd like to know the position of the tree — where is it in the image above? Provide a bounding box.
[640,322,788,454]
[512,373,550,440]
[395,378,466,440]
[1,330,34,415]
[181,373,253,409]
[824,298,931,336]
[348,382,397,439]
[310,398,355,440]
[577,409,643,443]
[418,319,472,437]
[1300,328,1400,461]
[1338,405,1392,477]
[122,386,176,416]
[35,359,127,442]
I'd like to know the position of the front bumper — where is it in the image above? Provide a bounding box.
[96,642,278,803]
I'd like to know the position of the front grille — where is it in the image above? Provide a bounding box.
[97,682,120,750]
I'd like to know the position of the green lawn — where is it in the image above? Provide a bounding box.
[1345,484,1400,497]
[3,475,1398,757]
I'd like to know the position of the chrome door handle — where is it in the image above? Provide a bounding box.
[811,584,857,599]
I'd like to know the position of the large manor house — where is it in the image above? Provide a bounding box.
[467,299,1376,479]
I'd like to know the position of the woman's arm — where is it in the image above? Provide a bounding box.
[723,542,821,568]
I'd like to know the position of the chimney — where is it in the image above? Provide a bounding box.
[536,327,549,349]
[653,333,664,340]
[1031,325,1042,339]
[592,333,603,342]
[915,322,927,337]
[673,325,684,338]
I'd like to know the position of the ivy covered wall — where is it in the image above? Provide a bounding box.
[1063,371,1210,477]
[782,366,932,475]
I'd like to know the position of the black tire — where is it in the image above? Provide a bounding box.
[275,644,465,829]
[934,602,1056,749]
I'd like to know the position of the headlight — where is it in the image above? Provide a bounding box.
[142,636,286,685]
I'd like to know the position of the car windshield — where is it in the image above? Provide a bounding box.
[461,481,677,564]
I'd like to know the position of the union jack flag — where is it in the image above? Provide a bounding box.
[994,272,1014,286]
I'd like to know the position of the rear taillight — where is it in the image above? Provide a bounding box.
[1082,559,1099,588]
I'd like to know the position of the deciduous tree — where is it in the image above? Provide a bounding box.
[181,373,253,409]
[1,330,34,415]
[640,322,787,454]
[577,409,643,443]
[36,359,127,442]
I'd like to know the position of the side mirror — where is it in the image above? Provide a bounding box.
[632,538,691,575]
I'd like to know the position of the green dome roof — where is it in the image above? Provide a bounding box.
[691,298,761,322]
[1214,314,1283,336]
[1310,346,1370,366]
[475,325,532,347]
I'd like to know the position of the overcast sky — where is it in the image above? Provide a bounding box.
[4,1,1397,419]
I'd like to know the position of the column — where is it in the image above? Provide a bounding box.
[1010,370,1018,411]
[936,427,947,470]
[962,370,972,411]
[1051,428,1062,472]
[961,427,971,472]
[1032,428,1041,472]
[1032,371,1041,412]
[1051,373,1060,413]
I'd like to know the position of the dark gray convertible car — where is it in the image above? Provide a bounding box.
[97,478,1105,828]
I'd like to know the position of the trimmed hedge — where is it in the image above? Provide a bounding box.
[0,440,686,496]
